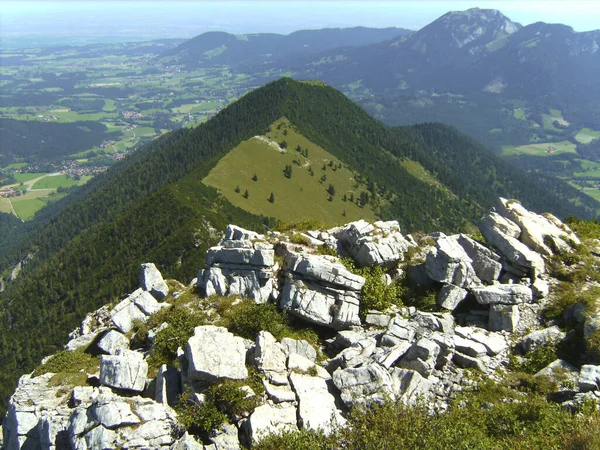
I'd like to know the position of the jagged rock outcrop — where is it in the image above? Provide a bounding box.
[280,252,364,329]
[6,198,599,448]
[334,220,415,267]
[197,227,276,303]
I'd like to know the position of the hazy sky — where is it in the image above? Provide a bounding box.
[2,1,599,44]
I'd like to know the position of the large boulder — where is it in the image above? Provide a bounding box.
[284,253,365,291]
[184,326,248,382]
[472,284,533,305]
[489,304,520,332]
[97,330,129,355]
[280,279,361,330]
[496,198,580,256]
[99,350,148,392]
[579,365,600,392]
[335,220,414,267]
[519,326,565,353]
[436,284,468,311]
[456,234,502,284]
[139,263,169,300]
[255,331,287,374]
[289,373,345,434]
[425,235,476,288]
[247,403,298,443]
[333,363,396,408]
[479,212,545,277]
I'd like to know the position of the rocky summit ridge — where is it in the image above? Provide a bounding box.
[3,198,600,449]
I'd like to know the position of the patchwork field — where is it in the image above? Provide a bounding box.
[203,118,377,225]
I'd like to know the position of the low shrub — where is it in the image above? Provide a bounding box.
[290,234,312,246]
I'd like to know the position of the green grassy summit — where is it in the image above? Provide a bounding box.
[203,118,377,224]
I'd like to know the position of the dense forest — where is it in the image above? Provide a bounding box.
[0,118,120,165]
[0,78,597,416]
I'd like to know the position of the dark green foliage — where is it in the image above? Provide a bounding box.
[268,192,275,203]
[252,174,258,181]
[243,189,249,198]
[258,379,600,449]
[174,389,227,435]
[32,349,98,377]
[327,183,335,196]
[290,234,312,246]
[283,164,293,179]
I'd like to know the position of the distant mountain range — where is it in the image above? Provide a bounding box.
[159,27,411,69]
[161,9,600,151]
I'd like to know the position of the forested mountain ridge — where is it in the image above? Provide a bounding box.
[159,27,412,68]
[0,78,597,417]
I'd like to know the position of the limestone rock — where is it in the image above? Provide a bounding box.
[496,198,580,256]
[381,316,417,347]
[280,278,360,330]
[255,331,287,373]
[97,330,129,355]
[206,246,274,267]
[279,338,317,362]
[479,212,545,277]
[263,380,296,403]
[391,368,433,406]
[139,262,169,300]
[110,295,147,334]
[155,365,181,407]
[489,304,520,332]
[333,363,396,408]
[365,311,391,328]
[171,432,203,450]
[425,236,476,288]
[437,284,468,311]
[520,326,565,353]
[579,365,600,392]
[454,336,488,358]
[290,373,345,434]
[472,284,533,305]
[99,350,148,392]
[456,234,502,284]
[185,326,248,382]
[247,403,298,443]
[284,253,365,291]
[535,359,578,387]
[398,338,440,377]
[225,224,263,241]
[209,423,241,450]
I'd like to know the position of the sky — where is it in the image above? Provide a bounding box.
[1,1,599,46]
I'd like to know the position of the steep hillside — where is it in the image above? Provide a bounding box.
[159,27,411,69]
[0,78,597,417]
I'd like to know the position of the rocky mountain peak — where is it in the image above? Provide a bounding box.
[3,198,600,448]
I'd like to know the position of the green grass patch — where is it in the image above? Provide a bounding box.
[0,198,13,214]
[203,118,377,224]
[575,128,600,144]
[32,174,81,190]
[502,141,577,157]
[513,109,526,120]
[12,172,46,184]
[11,198,45,220]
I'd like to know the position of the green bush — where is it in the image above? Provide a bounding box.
[359,266,401,313]
[290,234,312,246]
[174,389,227,435]
[510,343,558,374]
[33,349,98,377]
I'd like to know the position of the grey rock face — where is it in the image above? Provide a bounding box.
[398,338,440,377]
[289,373,345,434]
[425,236,476,288]
[391,368,433,406]
[255,331,287,374]
[579,365,600,392]
[247,403,298,444]
[284,253,365,291]
[453,336,487,358]
[520,326,565,353]
[110,294,147,334]
[456,234,502,284]
[139,262,169,300]
[479,212,545,277]
[381,316,417,347]
[199,239,276,303]
[97,330,129,355]
[333,363,396,408]
[155,365,181,407]
[335,220,414,267]
[99,350,148,392]
[280,278,361,330]
[489,304,520,332]
[496,198,580,256]
[209,423,241,450]
[185,326,248,382]
[437,284,468,311]
[225,224,263,241]
[279,338,317,362]
[365,311,391,327]
[472,284,533,305]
